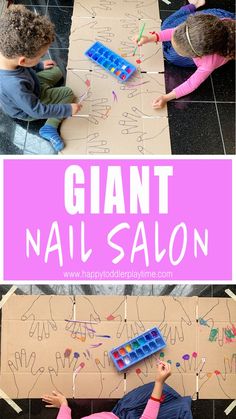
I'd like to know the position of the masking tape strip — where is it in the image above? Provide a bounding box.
[0,286,17,310]
[224,400,236,415]
[0,389,22,413]
[0,287,19,412]
[225,289,236,301]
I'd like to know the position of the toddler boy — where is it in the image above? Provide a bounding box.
[0,5,81,152]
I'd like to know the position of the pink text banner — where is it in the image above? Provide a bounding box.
[4,159,232,281]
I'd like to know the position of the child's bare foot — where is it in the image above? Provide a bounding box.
[188,0,205,9]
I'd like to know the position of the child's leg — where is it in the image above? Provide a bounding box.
[112,382,192,419]
[39,84,74,128]
[161,4,197,68]
[161,4,196,31]
[198,8,235,19]
[36,66,64,89]
[38,84,74,151]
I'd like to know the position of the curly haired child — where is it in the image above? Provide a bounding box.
[134,0,235,108]
[0,5,81,151]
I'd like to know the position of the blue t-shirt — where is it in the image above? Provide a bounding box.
[0,63,72,120]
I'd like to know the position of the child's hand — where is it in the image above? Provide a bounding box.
[152,95,167,109]
[153,92,176,108]
[71,103,83,115]
[155,361,171,384]
[42,390,68,408]
[43,60,56,69]
[133,34,156,46]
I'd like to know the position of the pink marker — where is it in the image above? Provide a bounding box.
[73,362,85,395]
[75,362,85,374]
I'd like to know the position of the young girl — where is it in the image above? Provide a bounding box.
[134,0,235,108]
[42,362,191,419]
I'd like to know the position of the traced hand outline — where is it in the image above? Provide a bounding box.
[106,296,145,339]
[65,296,101,340]
[86,98,111,124]
[21,295,57,341]
[76,0,116,18]
[134,353,159,383]
[158,297,192,345]
[61,132,110,155]
[8,349,44,398]
[213,354,236,398]
[48,351,80,393]
[95,351,124,398]
[199,299,236,346]
[120,40,137,57]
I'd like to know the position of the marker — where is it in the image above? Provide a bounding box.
[78,89,90,104]
[72,114,90,117]
[133,23,146,56]
[65,319,98,324]
[73,362,85,395]
[75,362,85,374]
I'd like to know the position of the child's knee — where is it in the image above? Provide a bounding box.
[64,86,75,100]
[53,66,63,80]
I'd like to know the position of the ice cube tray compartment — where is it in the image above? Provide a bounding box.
[109,327,166,371]
[84,41,136,81]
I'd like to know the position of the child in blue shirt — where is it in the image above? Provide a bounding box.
[0,5,81,152]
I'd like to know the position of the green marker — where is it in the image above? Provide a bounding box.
[133,22,146,56]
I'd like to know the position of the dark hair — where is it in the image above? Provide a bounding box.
[173,14,235,59]
[0,5,55,59]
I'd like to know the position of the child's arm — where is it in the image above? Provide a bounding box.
[8,79,79,118]
[42,391,72,419]
[140,362,171,419]
[134,28,175,45]
[153,66,212,108]
[57,405,72,419]
[173,67,213,98]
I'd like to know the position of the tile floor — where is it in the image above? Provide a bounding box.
[0,0,235,154]
[0,284,236,418]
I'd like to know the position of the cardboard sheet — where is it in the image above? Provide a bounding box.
[68,17,164,72]
[1,296,235,399]
[73,0,160,20]
[65,69,167,117]
[197,298,236,400]
[60,114,170,155]
[61,68,170,154]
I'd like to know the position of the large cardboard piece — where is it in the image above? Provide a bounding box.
[68,17,164,72]
[61,68,170,155]
[73,0,160,20]
[197,298,236,399]
[60,0,171,155]
[1,296,235,399]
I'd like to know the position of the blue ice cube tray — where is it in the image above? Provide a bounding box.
[109,327,166,371]
[84,41,136,82]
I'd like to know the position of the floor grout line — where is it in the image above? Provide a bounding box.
[210,75,227,154]
[172,100,236,104]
